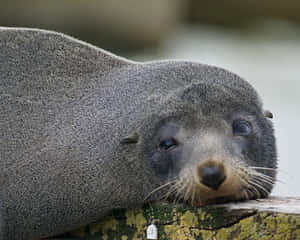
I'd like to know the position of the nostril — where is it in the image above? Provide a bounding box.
[199,166,226,190]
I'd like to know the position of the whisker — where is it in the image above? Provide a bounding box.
[232,167,249,186]
[162,181,182,201]
[144,180,178,201]
[183,179,193,202]
[249,169,275,177]
[173,190,182,205]
[250,166,290,177]
[255,178,274,186]
[172,181,187,204]
[249,168,285,184]
[240,189,248,200]
[191,182,196,206]
[233,165,277,200]
[249,167,286,184]
[250,173,275,185]
[248,179,270,196]
[247,182,261,197]
[243,166,277,184]
[246,188,255,200]
[245,189,251,200]
[249,167,277,171]
[250,170,275,178]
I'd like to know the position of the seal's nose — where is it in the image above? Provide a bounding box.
[198,164,226,190]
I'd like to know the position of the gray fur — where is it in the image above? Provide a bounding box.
[0,27,276,239]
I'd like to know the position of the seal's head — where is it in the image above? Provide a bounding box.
[121,64,277,206]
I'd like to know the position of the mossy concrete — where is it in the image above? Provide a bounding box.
[53,197,300,240]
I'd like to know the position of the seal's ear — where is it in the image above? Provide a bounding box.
[264,110,273,119]
[0,27,134,99]
[120,132,140,144]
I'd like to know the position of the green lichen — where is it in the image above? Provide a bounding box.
[63,203,300,240]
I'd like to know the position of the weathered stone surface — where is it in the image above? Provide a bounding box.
[52,197,300,239]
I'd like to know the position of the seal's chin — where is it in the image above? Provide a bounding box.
[163,181,243,207]
[181,186,248,207]
[168,184,257,207]
[190,185,270,206]
[190,195,241,206]
[154,164,274,207]
[165,168,272,207]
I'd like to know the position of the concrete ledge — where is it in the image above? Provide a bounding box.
[54,197,300,239]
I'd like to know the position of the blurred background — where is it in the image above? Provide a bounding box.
[1,0,299,197]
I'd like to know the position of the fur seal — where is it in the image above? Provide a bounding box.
[0,27,277,240]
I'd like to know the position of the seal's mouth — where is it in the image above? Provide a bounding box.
[147,163,275,207]
[145,158,276,206]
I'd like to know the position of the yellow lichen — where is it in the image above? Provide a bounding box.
[263,213,300,240]
[198,210,206,221]
[126,209,137,227]
[197,209,213,222]
[125,209,147,240]
[136,213,147,230]
[200,230,216,239]
[239,215,259,239]
[102,217,118,232]
[213,213,300,240]
[68,204,300,240]
[121,235,128,240]
[192,228,201,237]
[102,234,108,240]
[180,210,199,227]
[88,216,119,235]
[296,228,300,238]
[163,211,201,240]
[215,228,232,240]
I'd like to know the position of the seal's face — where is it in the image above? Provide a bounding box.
[141,81,277,206]
[120,66,276,206]
[146,113,274,205]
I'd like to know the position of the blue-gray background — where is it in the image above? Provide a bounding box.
[1,1,299,197]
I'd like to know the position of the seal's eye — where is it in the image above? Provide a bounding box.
[159,138,178,150]
[232,120,252,136]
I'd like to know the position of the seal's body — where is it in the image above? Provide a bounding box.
[0,28,277,240]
